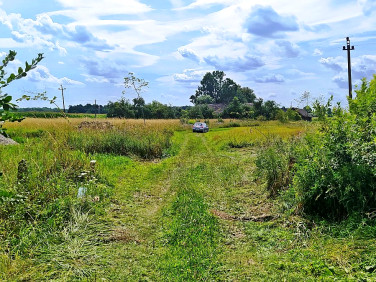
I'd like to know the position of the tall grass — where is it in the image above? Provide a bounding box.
[209,121,307,149]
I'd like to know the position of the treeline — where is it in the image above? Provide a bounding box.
[106,70,280,120]
[15,71,300,120]
[68,103,108,114]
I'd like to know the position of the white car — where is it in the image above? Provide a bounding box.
[192,122,209,133]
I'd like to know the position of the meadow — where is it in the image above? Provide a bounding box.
[1,117,376,280]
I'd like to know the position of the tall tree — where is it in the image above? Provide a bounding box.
[123,72,148,124]
[191,71,252,105]
[237,87,256,103]
[191,71,225,104]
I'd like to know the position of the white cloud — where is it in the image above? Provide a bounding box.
[54,0,152,19]
[178,47,200,62]
[255,74,285,83]
[177,0,235,10]
[27,65,84,86]
[173,69,208,83]
[313,48,323,56]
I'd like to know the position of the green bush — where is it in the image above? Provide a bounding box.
[292,75,376,220]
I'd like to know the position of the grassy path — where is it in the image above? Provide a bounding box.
[19,127,376,280]
[83,129,249,280]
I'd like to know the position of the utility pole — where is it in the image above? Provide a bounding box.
[94,99,97,118]
[58,84,66,112]
[343,37,355,99]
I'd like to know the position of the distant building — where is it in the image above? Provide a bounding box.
[280,107,313,121]
[207,103,226,115]
[295,108,313,121]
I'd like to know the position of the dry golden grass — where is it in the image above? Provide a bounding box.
[3,118,184,132]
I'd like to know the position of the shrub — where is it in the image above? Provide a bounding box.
[292,76,376,220]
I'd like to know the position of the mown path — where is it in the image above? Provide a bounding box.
[90,130,261,280]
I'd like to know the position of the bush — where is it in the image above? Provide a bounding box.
[292,76,376,220]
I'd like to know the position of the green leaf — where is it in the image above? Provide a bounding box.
[25,62,31,72]
[6,73,15,84]
[18,67,23,74]
[3,95,12,103]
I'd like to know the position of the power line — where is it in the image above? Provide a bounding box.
[343,37,355,99]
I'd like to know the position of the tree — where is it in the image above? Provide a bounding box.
[262,100,280,120]
[123,72,148,124]
[107,98,135,118]
[312,95,333,121]
[296,91,311,108]
[237,87,256,103]
[191,71,225,104]
[0,50,44,135]
[195,95,214,105]
[223,97,244,118]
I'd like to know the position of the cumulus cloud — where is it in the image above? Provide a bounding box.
[276,40,300,58]
[173,69,207,83]
[35,14,114,51]
[255,74,285,83]
[0,11,114,52]
[321,55,376,88]
[319,56,346,72]
[27,65,84,85]
[245,6,299,38]
[178,47,200,63]
[79,57,128,83]
[313,48,323,56]
[204,54,264,72]
[332,75,348,89]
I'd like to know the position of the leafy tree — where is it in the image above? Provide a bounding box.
[0,50,44,135]
[237,87,256,103]
[191,71,242,105]
[312,95,333,121]
[107,98,135,118]
[188,104,214,119]
[276,109,288,123]
[195,95,214,105]
[220,78,239,104]
[262,100,280,120]
[286,108,301,121]
[223,97,251,118]
[191,71,225,104]
[303,105,312,113]
[251,98,264,118]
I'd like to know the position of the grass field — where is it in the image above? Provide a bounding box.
[1,118,376,280]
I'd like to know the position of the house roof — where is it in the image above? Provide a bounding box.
[208,103,226,114]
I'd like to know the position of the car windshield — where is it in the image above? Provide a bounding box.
[194,123,204,126]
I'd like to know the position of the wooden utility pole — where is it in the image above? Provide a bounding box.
[58,84,66,112]
[94,99,97,118]
[343,37,355,99]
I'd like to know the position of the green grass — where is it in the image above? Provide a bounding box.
[1,121,376,280]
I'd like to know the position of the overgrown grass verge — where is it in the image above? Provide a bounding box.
[68,127,173,159]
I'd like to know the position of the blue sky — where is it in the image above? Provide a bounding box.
[1,0,376,108]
